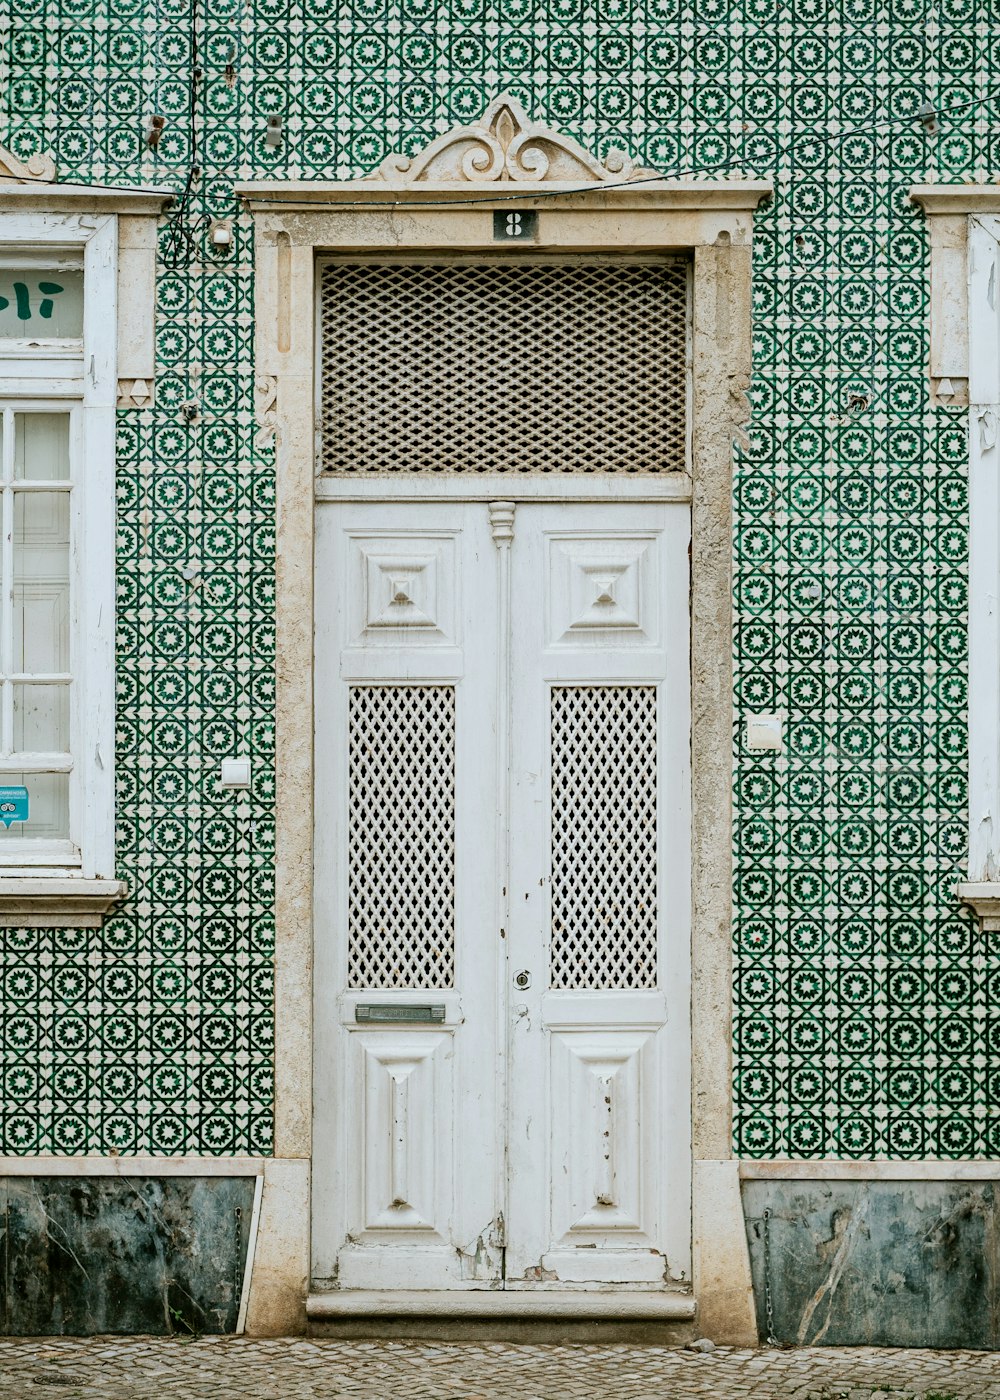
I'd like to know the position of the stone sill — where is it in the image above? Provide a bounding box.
[958,881,1000,931]
[0,877,127,927]
[911,184,1000,214]
[0,184,173,215]
[307,1289,696,1321]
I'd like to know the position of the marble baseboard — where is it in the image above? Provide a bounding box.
[0,1176,256,1335]
[743,1177,1000,1349]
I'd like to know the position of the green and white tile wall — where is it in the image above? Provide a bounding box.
[0,0,990,1157]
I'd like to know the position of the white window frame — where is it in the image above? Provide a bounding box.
[967,214,1000,887]
[0,212,116,880]
[912,187,1000,929]
[0,401,80,865]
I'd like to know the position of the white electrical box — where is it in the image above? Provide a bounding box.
[220,758,252,788]
[746,714,783,752]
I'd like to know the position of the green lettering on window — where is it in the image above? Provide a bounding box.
[12,283,31,321]
[37,282,65,319]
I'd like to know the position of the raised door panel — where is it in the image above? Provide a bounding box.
[356,1029,453,1238]
[340,530,462,680]
[336,1027,470,1289]
[545,1025,661,1281]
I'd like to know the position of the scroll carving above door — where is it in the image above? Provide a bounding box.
[367,93,647,187]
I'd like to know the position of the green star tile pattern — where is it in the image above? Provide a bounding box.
[0,0,993,1156]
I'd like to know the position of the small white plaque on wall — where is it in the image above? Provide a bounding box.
[746,714,782,752]
[220,758,252,789]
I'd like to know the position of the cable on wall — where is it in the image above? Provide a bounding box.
[235,91,993,214]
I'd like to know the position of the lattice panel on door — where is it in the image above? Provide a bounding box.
[348,685,456,988]
[550,686,658,989]
[319,261,688,474]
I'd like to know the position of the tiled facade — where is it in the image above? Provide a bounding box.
[0,0,986,1159]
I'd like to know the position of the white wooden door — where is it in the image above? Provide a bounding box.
[313,494,691,1292]
[312,500,504,1289]
[504,503,691,1287]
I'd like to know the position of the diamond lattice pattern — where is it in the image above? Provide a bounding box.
[319,261,688,474]
[348,686,456,989]
[550,686,658,989]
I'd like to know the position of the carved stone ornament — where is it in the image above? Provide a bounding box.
[0,142,57,183]
[958,882,1000,933]
[254,374,278,447]
[117,378,154,410]
[369,94,644,187]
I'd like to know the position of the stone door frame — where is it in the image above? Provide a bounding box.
[237,97,770,1337]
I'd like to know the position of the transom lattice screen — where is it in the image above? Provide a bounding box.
[550,686,658,989]
[347,685,456,988]
[319,260,689,474]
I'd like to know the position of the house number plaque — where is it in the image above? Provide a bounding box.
[492,209,538,241]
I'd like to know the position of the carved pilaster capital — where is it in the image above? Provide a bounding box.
[488,501,515,546]
[958,882,1000,932]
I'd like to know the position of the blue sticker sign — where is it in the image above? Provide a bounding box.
[0,786,29,828]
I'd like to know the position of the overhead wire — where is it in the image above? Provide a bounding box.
[162,0,206,266]
[235,91,995,213]
[42,88,996,214]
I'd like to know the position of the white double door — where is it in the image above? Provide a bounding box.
[313,492,691,1292]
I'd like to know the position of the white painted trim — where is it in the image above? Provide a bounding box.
[968,216,1000,880]
[315,474,693,504]
[540,989,668,1028]
[78,217,117,877]
[0,1155,267,1175]
[0,214,118,881]
[306,1289,696,1318]
[0,376,85,395]
[740,1159,1000,1180]
[237,1173,266,1334]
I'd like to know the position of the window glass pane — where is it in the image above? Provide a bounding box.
[14,413,70,480]
[0,270,84,338]
[13,684,69,752]
[0,771,69,840]
[13,491,70,673]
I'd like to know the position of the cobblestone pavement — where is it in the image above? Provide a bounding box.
[0,1339,999,1399]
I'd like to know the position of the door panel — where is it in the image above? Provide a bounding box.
[504,504,691,1287]
[313,502,503,1289]
[546,1024,660,1280]
[355,1028,454,1235]
[313,497,691,1292]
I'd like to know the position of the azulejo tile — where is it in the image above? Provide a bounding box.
[0,0,986,1159]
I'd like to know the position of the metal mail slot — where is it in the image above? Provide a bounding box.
[354,1003,446,1024]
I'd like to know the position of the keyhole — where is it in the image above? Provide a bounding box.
[514,970,531,989]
